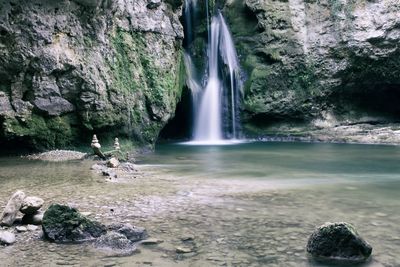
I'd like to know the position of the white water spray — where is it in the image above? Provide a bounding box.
[184,4,243,145]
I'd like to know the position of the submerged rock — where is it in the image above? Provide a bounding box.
[42,204,106,243]
[20,196,44,215]
[94,232,137,255]
[0,190,26,226]
[26,150,87,162]
[22,211,44,225]
[141,238,164,245]
[0,231,16,245]
[108,223,148,242]
[176,246,192,254]
[307,222,372,263]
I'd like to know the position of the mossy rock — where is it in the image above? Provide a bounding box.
[42,204,106,243]
[307,222,372,263]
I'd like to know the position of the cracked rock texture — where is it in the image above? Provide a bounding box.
[223,0,400,139]
[0,0,184,149]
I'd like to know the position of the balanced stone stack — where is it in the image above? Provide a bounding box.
[0,191,44,246]
[0,191,44,227]
[20,196,45,225]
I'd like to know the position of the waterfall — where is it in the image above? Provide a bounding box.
[183,2,243,145]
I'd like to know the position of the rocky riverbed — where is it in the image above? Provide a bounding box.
[1,142,400,266]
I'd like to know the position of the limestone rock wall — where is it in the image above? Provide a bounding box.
[0,0,184,149]
[223,0,400,135]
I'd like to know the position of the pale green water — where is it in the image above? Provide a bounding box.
[0,142,399,267]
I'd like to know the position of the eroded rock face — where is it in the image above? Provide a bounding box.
[307,222,372,263]
[223,0,400,136]
[42,204,106,243]
[0,0,184,150]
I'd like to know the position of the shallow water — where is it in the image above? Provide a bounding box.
[0,142,400,267]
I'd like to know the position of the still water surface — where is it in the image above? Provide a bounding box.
[0,142,399,266]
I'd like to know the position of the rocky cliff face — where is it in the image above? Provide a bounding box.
[224,0,400,142]
[0,0,184,150]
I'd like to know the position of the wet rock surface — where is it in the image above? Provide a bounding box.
[94,232,138,256]
[108,223,148,243]
[20,197,44,215]
[0,191,26,226]
[26,151,87,162]
[307,222,372,263]
[42,204,107,243]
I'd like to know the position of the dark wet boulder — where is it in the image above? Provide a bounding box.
[42,204,106,243]
[94,232,138,256]
[307,222,372,263]
[108,223,148,242]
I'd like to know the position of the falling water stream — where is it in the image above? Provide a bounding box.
[184,1,243,145]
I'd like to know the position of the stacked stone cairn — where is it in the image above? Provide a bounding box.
[0,191,44,246]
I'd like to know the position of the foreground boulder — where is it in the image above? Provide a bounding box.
[20,196,44,215]
[42,204,106,243]
[0,191,26,226]
[307,222,372,263]
[0,231,16,245]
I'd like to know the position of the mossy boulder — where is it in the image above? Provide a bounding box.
[307,222,372,263]
[42,204,106,243]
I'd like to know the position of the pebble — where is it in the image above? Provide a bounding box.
[16,226,28,232]
[180,235,195,241]
[176,246,192,253]
[141,238,164,245]
[276,247,286,252]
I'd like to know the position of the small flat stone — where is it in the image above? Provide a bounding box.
[81,212,92,216]
[27,225,39,231]
[16,226,27,232]
[180,235,194,241]
[176,246,192,254]
[276,247,286,252]
[141,238,164,245]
